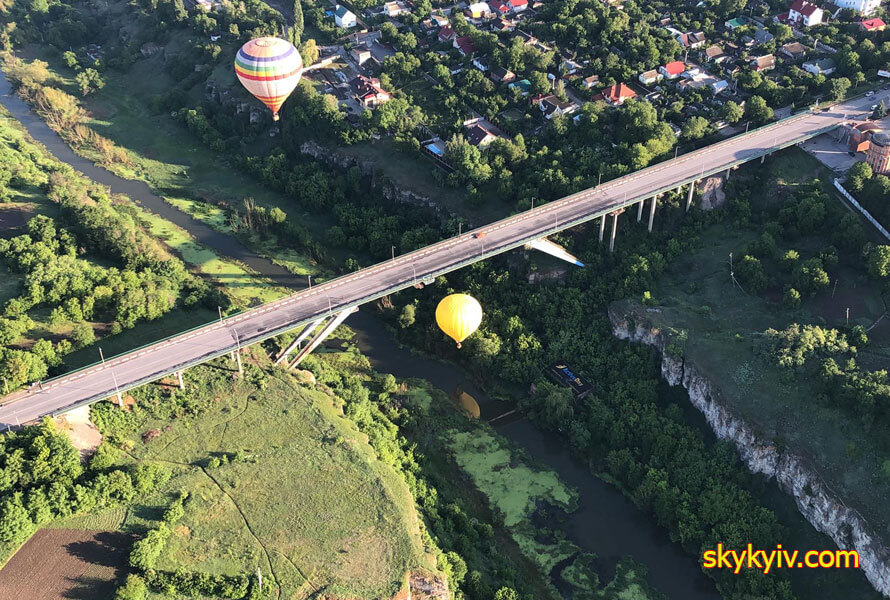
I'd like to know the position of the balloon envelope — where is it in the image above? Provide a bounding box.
[235,37,303,121]
[435,294,483,347]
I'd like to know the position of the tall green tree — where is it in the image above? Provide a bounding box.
[291,0,304,45]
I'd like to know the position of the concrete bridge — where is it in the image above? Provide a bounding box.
[0,89,885,427]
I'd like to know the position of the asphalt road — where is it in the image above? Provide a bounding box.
[2,90,887,427]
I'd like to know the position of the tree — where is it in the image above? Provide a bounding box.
[681,116,710,141]
[71,322,95,349]
[744,95,773,124]
[783,287,802,309]
[114,574,148,600]
[827,77,851,101]
[75,68,105,96]
[62,51,79,70]
[736,255,767,293]
[721,100,744,124]
[867,245,890,279]
[846,161,872,193]
[493,588,519,600]
[300,39,318,66]
[292,0,304,45]
[398,304,416,328]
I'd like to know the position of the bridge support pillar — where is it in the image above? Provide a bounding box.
[274,317,324,365]
[648,194,658,233]
[686,181,695,212]
[637,199,644,222]
[235,351,243,376]
[725,167,731,180]
[599,214,606,243]
[761,154,766,164]
[609,211,620,253]
[177,370,185,390]
[115,391,123,406]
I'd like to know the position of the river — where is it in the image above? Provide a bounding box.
[0,70,720,599]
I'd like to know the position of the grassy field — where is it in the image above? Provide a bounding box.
[90,356,431,599]
[16,23,326,276]
[613,147,890,559]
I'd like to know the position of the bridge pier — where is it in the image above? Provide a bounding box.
[609,210,622,253]
[599,214,606,243]
[648,194,658,233]
[686,181,695,212]
[274,317,324,365]
[725,167,731,180]
[761,154,766,164]
[229,348,244,377]
[637,199,644,222]
[177,370,185,390]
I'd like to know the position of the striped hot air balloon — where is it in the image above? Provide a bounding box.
[234,37,303,121]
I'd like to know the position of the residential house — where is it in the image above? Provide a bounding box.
[581,74,600,88]
[454,36,477,56]
[788,0,823,27]
[438,26,456,42]
[803,57,836,75]
[491,1,510,14]
[860,17,887,31]
[516,30,538,45]
[382,1,409,16]
[350,75,391,108]
[704,45,726,63]
[834,0,881,14]
[638,69,661,85]
[491,17,516,31]
[490,66,516,83]
[351,46,372,65]
[677,31,706,48]
[779,41,807,61]
[659,60,685,79]
[465,123,499,147]
[509,0,528,11]
[751,54,776,71]
[538,95,579,119]
[472,56,490,71]
[334,5,357,28]
[509,78,533,95]
[753,28,774,45]
[466,2,491,18]
[431,14,449,26]
[602,82,636,106]
[561,57,583,74]
[724,16,750,29]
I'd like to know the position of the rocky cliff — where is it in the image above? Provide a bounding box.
[609,306,890,597]
[299,140,460,223]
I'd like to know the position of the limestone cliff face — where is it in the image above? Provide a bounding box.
[609,307,890,597]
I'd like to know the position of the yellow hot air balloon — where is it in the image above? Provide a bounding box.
[234,37,303,121]
[436,294,483,348]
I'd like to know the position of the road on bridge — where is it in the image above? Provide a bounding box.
[1,90,887,427]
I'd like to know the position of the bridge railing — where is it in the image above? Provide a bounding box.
[4,98,861,408]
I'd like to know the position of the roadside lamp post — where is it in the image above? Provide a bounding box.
[307,275,312,288]
[218,306,223,324]
[392,246,396,262]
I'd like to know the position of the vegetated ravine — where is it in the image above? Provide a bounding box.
[0,70,725,599]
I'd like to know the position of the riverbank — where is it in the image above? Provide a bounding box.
[0,63,730,599]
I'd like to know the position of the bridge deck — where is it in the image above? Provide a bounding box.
[0,91,883,427]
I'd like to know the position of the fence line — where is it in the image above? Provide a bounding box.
[833,178,890,242]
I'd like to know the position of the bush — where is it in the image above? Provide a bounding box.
[114,574,148,600]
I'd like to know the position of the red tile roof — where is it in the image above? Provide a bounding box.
[790,0,820,17]
[509,0,527,6]
[663,60,685,75]
[455,36,477,55]
[860,17,886,30]
[438,26,455,40]
[603,83,636,103]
